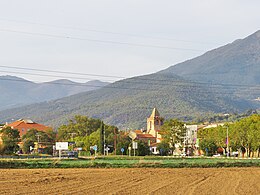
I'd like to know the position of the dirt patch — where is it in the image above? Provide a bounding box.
[0,168,259,194]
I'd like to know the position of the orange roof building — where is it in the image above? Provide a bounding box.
[128,108,164,146]
[6,119,51,137]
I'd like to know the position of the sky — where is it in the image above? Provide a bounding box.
[0,0,259,83]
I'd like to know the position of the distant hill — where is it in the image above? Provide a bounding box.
[0,75,109,110]
[0,30,259,128]
[160,30,260,86]
[0,73,257,129]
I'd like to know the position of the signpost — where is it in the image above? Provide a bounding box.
[56,142,68,158]
[92,145,97,156]
[121,148,124,156]
[132,141,138,156]
[128,147,131,156]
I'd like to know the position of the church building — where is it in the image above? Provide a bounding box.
[147,108,164,143]
[129,108,164,154]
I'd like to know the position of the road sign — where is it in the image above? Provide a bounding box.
[56,142,68,150]
[93,145,97,151]
[29,146,34,151]
[121,148,124,153]
[132,141,138,149]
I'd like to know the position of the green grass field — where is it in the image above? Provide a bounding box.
[0,156,260,168]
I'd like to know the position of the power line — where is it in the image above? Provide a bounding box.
[0,65,124,79]
[0,18,218,45]
[0,75,259,96]
[2,69,259,92]
[0,70,114,83]
[0,28,204,52]
[0,65,259,89]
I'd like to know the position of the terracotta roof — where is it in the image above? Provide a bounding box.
[137,134,155,139]
[7,121,23,127]
[150,143,158,147]
[134,130,142,134]
[8,121,50,131]
[6,119,51,136]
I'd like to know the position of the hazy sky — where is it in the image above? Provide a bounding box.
[0,0,259,83]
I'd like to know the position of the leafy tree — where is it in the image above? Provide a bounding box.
[135,140,150,156]
[22,128,55,154]
[157,141,170,156]
[0,126,20,154]
[160,119,187,154]
[199,139,218,156]
[57,115,120,155]
[198,114,260,157]
[231,114,260,157]
[57,115,101,140]
[115,132,131,155]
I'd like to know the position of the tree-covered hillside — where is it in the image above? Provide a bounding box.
[0,73,257,129]
[161,30,260,86]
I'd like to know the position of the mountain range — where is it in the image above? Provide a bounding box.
[0,30,259,129]
[161,30,260,85]
[0,75,109,110]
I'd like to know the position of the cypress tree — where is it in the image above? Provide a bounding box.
[99,121,104,154]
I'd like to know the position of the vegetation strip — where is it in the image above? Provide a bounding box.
[1,157,260,169]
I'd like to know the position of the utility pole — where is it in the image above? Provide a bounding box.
[226,127,229,157]
[104,125,106,155]
[36,133,41,153]
[68,132,76,151]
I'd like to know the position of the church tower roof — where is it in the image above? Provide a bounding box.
[150,108,160,118]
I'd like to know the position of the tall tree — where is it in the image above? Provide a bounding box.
[57,115,101,141]
[22,128,55,154]
[0,126,20,154]
[160,119,187,154]
[99,121,104,154]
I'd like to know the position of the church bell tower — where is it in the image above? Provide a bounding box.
[147,108,163,139]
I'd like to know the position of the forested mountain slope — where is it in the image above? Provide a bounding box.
[0,73,256,129]
[161,30,260,86]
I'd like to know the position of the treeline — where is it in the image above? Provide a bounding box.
[198,114,260,157]
[193,109,258,124]
[57,115,133,155]
[57,115,153,156]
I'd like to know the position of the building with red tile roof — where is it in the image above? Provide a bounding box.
[128,108,164,154]
[5,119,52,137]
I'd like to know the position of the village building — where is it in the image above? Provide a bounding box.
[129,108,199,155]
[0,119,52,151]
[147,108,164,143]
[129,108,164,154]
[5,118,51,137]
